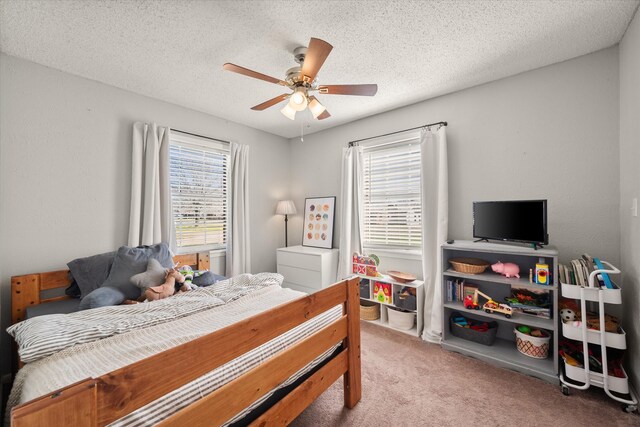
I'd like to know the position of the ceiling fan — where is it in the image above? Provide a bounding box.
[223,37,378,121]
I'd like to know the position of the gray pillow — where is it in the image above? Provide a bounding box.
[79,287,126,310]
[130,259,166,289]
[100,244,173,300]
[67,251,116,299]
[193,271,226,287]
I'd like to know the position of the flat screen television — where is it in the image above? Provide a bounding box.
[473,200,548,246]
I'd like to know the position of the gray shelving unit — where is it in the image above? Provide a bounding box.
[441,240,559,384]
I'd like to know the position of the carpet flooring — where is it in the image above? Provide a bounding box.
[291,321,640,427]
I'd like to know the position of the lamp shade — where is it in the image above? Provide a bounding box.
[308,97,326,119]
[276,200,297,215]
[289,88,308,112]
[280,104,297,120]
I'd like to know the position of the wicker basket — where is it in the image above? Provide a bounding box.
[360,301,380,321]
[449,258,490,274]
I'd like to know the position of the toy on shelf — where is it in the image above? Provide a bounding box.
[535,263,550,285]
[464,288,513,318]
[558,299,620,333]
[352,252,381,277]
[506,287,551,318]
[491,261,520,278]
[449,311,499,346]
[373,281,392,304]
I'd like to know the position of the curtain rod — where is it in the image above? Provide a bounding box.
[172,128,231,145]
[347,121,447,147]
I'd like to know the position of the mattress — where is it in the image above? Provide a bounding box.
[7,274,342,426]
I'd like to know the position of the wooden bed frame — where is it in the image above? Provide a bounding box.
[9,252,361,426]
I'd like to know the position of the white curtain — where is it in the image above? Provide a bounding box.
[421,126,449,343]
[128,122,175,250]
[337,146,364,279]
[226,142,251,276]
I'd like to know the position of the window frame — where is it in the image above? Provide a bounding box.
[168,131,230,254]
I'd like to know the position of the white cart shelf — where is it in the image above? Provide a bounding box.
[357,274,424,337]
[440,240,559,384]
[559,261,638,413]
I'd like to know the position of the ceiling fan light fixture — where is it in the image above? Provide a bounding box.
[280,103,297,120]
[308,98,326,119]
[289,88,308,111]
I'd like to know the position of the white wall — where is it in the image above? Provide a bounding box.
[289,47,621,274]
[619,9,640,393]
[0,54,290,376]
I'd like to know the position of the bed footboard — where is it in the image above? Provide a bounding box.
[11,277,361,426]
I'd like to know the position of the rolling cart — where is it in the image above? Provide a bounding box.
[559,261,638,413]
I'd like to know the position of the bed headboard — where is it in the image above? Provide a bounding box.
[11,251,210,325]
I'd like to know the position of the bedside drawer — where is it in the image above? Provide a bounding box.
[277,250,321,271]
[277,265,322,288]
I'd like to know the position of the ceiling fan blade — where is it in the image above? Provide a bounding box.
[250,94,290,111]
[300,38,333,83]
[223,63,287,86]
[317,109,331,120]
[317,84,378,96]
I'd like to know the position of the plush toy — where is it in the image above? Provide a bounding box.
[560,308,577,323]
[178,265,198,292]
[145,267,186,301]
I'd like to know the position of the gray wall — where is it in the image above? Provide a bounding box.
[620,9,640,393]
[0,54,290,376]
[289,47,621,271]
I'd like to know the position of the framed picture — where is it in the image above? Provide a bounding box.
[302,196,336,249]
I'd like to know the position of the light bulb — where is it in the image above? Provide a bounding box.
[280,103,296,120]
[289,88,308,111]
[308,98,326,119]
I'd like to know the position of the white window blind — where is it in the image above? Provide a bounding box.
[363,137,422,249]
[169,132,229,251]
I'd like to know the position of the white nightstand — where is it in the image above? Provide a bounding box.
[276,245,339,294]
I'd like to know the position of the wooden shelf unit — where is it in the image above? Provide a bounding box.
[356,274,424,337]
[441,240,559,384]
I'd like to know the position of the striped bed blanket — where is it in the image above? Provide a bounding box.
[7,273,343,426]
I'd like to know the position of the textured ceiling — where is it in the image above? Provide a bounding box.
[1,0,638,138]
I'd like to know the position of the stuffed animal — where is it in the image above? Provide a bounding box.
[145,267,186,301]
[178,265,198,292]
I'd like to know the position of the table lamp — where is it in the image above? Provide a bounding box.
[276,200,297,247]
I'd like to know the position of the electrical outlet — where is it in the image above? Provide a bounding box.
[633,198,638,218]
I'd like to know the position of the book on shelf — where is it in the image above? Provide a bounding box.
[446,279,473,303]
[561,254,610,288]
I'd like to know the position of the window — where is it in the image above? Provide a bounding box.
[362,134,422,250]
[169,132,229,252]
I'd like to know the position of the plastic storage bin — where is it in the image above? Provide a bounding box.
[560,282,621,304]
[563,360,630,394]
[561,323,626,350]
